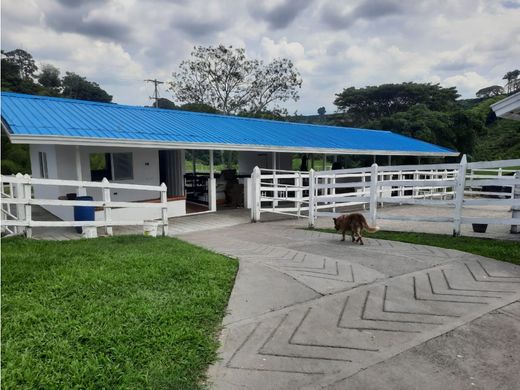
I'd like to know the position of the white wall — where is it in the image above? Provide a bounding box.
[30,144,75,220]
[238,151,293,175]
[30,145,169,220]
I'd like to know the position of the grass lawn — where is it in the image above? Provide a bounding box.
[1,236,238,389]
[312,228,520,266]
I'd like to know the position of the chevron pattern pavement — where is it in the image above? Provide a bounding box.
[178,222,520,389]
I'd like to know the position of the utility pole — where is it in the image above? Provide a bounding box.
[144,79,164,107]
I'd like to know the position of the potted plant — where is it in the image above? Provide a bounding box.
[472,223,488,233]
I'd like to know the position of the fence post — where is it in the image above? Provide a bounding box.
[452,155,467,237]
[369,163,379,226]
[332,173,336,213]
[23,174,32,238]
[251,166,261,222]
[398,170,403,202]
[442,169,448,199]
[14,173,25,235]
[412,170,419,198]
[308,169,316,228]
[208,177,217,212]
[511,171,520,234]
[296,172,302,218]
[160,183,168,236]
[102,178,113,236]
[362,171,366,210]
[272,168,278,209]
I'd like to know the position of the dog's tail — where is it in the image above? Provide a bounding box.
[363,222,380,233]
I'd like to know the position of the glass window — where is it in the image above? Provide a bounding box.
[112,152,133,180]
[38,151,48,178]
[90,153,112,181]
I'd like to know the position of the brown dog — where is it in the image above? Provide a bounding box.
[333,213,379,245]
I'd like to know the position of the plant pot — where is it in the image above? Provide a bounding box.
[472,223,488,233]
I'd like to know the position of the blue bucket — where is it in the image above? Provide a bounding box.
[74,196,95,233]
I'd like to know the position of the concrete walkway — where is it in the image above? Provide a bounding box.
[179,221,520,390]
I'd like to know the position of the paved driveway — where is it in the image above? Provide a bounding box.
[179,221,520,390]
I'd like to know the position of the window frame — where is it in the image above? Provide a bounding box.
[38,151,49,178]
[111,152,134,181]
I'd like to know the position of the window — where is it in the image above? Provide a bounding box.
[90,153,112,181]
[89,152,133,181]
[38,152,48,178]
[112,153,134,180]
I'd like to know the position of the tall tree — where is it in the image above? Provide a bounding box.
[367,104,484,156]
[61,72,112,102]
[169,45,302,115]
[333,83,460,126]
[2,49,38,80]
[317,106,326,116]
[476,85,504,98]
[503,69,520,93]
[38,64,61,91]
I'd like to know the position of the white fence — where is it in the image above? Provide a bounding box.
[250,167,309,221]
[251,156,520,236]
[1,174,168,238]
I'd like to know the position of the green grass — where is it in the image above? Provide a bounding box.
[312,228,520,266]
[185,162,238,173]
[1,236,238,389]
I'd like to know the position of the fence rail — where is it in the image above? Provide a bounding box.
[251,156,520,236]
[1,174,168,238]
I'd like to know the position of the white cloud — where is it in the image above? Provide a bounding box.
[1,0,519,114]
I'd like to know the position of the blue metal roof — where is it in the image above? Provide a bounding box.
[1,92,457,155]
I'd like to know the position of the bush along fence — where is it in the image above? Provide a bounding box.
[1,174,168,238]
[251,155,520,236]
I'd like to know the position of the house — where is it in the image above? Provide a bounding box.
[1,92,458,221]
[491,92,520,121]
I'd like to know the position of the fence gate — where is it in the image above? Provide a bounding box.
[250,167,310,221]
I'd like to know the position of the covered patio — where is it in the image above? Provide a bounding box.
[1,92,458,223]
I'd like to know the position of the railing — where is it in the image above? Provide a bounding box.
[250,156,520,236]
[307,156,520,236]
[312,163,459,217]
[250,167,309,221]
[1,174,168,238]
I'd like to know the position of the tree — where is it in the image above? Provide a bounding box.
[153,97,176,109]
[169,45,302,115]
[367,104,483,156]
[38,64,61,90]
[179,102,219,114]
[333,83,460,126]
[476,85,504,98]
[61,72,112,102]
[2,49,38,80]
[317,106,326,116]
[503,69,520,93]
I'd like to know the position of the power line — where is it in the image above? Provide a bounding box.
[144,78,164,107]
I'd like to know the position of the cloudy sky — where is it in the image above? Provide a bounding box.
[2,0,519,114]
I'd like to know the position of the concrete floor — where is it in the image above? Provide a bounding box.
[179,221,520,390]
[28,203,520,242]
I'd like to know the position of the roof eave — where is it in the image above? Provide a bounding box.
[7,134,460,157]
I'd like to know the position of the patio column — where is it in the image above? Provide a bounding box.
[208,150,216,211]
[75,146,87,196]
[388,155,392,166]
[272,152,278,206]
[192,150,196,175]
[323,154,327,170]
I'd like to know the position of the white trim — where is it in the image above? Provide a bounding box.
[491,92,520,121]
[6,134,459,157]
